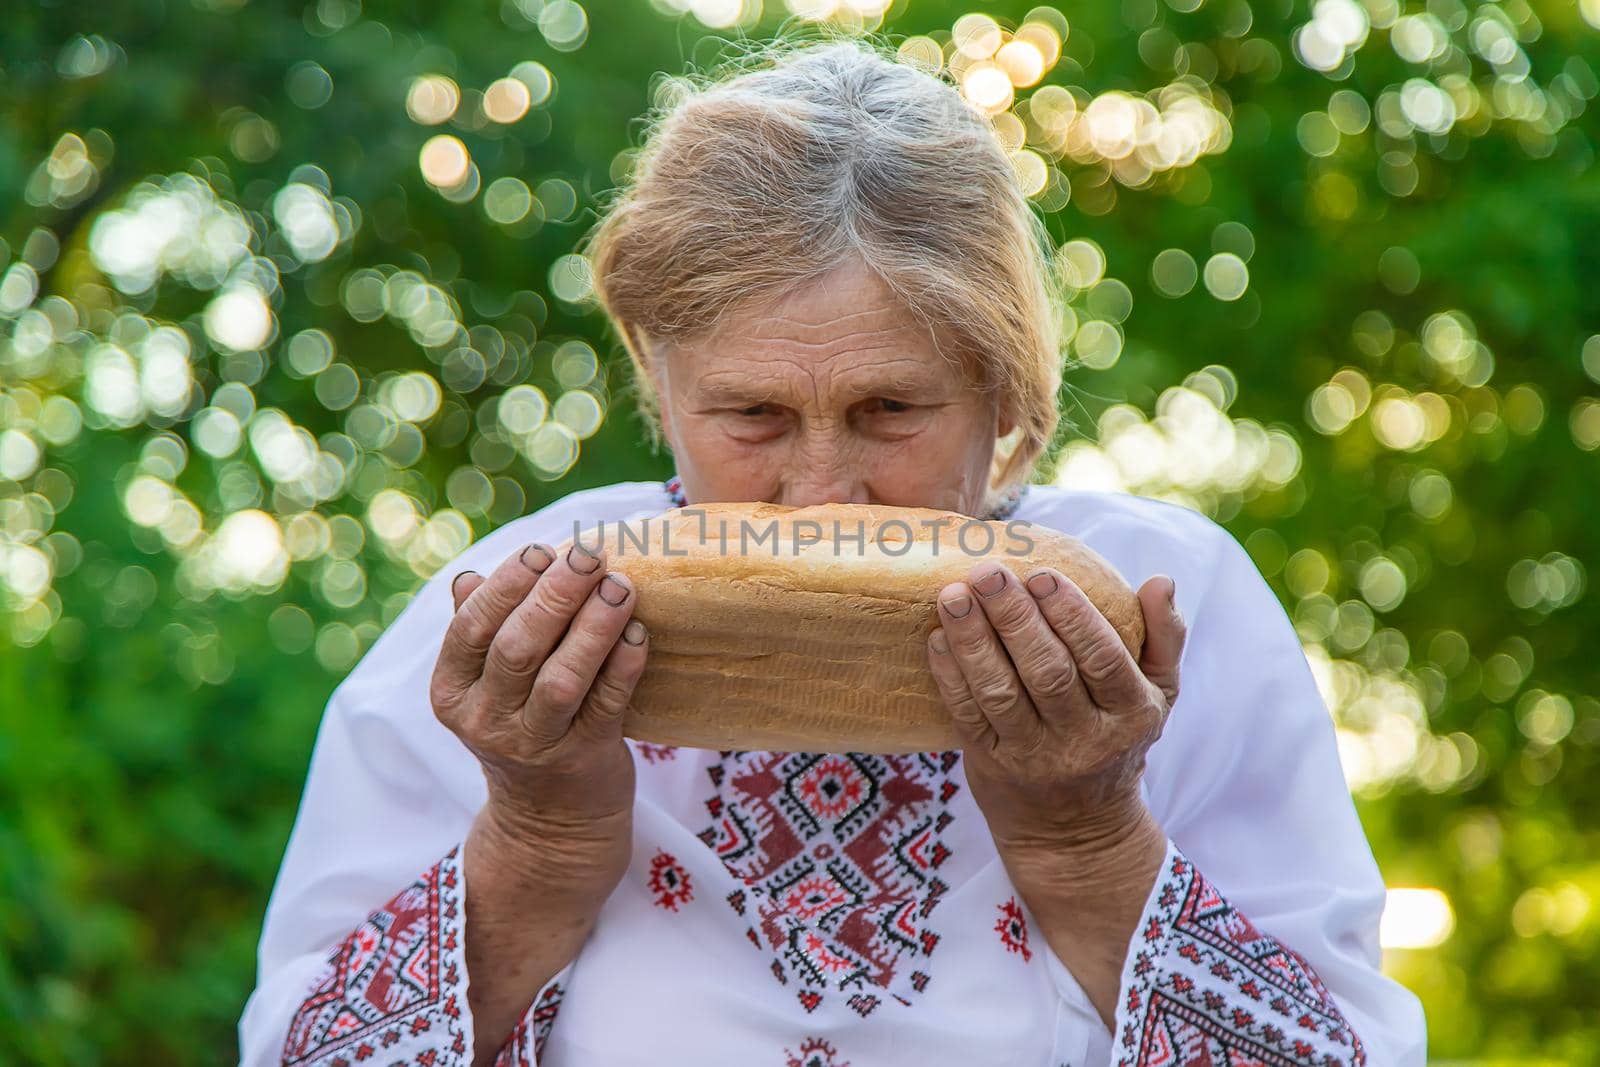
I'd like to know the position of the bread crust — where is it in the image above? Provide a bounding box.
[550,501,1145,753]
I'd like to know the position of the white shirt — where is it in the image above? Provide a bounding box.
[239,479,1427,1066]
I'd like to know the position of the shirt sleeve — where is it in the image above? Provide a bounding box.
[275,845,472,1065]
[1112,839,1367,1065]
[238,483,655,1067]
[235,590,489,1067]
[269,843,572,1067]
[1113,501,1428,1065]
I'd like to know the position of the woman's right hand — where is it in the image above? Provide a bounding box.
[431,533,648,897]
[432,533,648,1062]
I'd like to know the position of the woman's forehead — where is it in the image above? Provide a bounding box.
[672,270,947,362]
[713,301,925,353]
[687,353,953,403]
[724,259,914,335]
[665,309,964,398]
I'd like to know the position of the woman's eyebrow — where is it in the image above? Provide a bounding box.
[692,380,794,405]
[690,357,944,404]
[838,369,947,398]
[839,372,936,398]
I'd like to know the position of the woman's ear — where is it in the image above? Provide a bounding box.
[997,406,1016,440]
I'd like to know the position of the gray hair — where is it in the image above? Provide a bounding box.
[581,32,1068,506]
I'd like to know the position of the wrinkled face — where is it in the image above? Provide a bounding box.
[650,256,1012,516]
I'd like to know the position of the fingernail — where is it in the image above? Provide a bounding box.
[451,571,475,597]
[521,544,555,573]
[622,619,647,645]
[1026,571,1057,599]
[568,541,602,574]
[1166,576,1177,607]
[929,628,949,654]
[599,574,630,606]
[941,591,972,618]
[973,567,1006,598]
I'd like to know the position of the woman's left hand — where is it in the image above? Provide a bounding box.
[926,562,1186,855]
[927,561,1187,1023]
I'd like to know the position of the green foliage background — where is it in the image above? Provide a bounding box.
[1,0,1597,1062]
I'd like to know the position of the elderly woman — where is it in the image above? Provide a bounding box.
[241,38,1426,1067]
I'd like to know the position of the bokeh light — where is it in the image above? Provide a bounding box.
[419,134,471,189]
[484,77,532,123]
[1382,888,1456,950]
[406,75,460,125]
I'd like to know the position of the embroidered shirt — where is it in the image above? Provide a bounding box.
[240,478,1427,1066]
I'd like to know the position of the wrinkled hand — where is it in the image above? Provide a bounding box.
[926,563,1185,853]
[432,535,648,892]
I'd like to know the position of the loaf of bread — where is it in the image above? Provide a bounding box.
[552,500,1144,754]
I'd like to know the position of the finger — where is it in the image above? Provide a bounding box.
[526,571,637,743]
[479,536,610,711]
[433,544,556,700]
[451,571,486,611]
[936,579,1042,749]
[1136,575,1185,709]
[573,618,650,742]
[1025,567,1148,713]
[967,563,1093,721]
[927,627,999,753]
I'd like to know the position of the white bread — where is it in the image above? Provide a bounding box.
[551,500,1144,753]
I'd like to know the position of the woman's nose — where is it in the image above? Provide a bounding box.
[774,429,872,507]
[778,467,871,508]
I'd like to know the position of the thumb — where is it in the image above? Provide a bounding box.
[1137,575,1184,709]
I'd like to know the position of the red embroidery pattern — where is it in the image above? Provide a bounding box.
[698,750,960,1016]
[784,1036,851,1066]
[532,983,565,1061]
[282,847,467,1066]
[494,1018,531,1067]
[648,850,695,911]
[994,897,1033,962]
[635,742,679,764]
[1116,847,1367,1066]
[490,981,565,1067]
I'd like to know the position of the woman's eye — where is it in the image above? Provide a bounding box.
[737,404,777,417]
[868,398,914,414]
